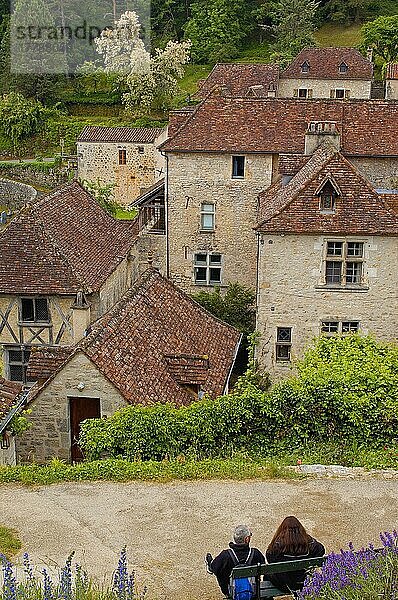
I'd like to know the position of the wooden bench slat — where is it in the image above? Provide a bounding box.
[231,556,326,578]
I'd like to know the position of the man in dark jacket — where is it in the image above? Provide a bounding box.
[206,524,265,597]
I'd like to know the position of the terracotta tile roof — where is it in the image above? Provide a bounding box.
[386,63,398,80]
[278,154,309,176]
[0,182,138,295]
[27,346,74,381]
[161,97,398,156]
[195,63,279,99]
[77,126,166,143]
[379,193,398,215]
[0,377,22,422]
[27,270,241,406]
[257,148,398,235]
[281,47,373,80]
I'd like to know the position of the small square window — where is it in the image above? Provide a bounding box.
[326,242,343,256]
[347,242,363,257]
[209,253,222,265]
[342,321,359,333]
[321,321,339,334]
[138,146,144,154]
[301,61,310,73]
[276,327,292,363]
[194,252,222,285]
[6,345,34,383]
[298,88,308,99]
[335,89,345,99]
[200,203,215,230]
[20,298,49,323]
[346,262,362,284]
[232,156,245,178]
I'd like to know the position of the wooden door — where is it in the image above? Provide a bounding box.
[69,397,100,463]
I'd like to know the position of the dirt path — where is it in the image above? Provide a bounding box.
[0,478,397,599]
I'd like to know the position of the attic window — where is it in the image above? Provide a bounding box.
[301,61,310,73]
[339,62,348,73]
[318,181,338,213]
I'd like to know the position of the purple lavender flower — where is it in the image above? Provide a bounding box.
[42,568,54,600]
[59,552,75,600]
[2,559,17,600]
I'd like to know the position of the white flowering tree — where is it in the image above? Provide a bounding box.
[95,11,191,115]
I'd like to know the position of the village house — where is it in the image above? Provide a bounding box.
[160,95,398,300]
[195,48,373,100]
[13,269,240,463]
[77,126,167,206]
[256,140,398,375]
[0,377,25,465]
[0,181,139,384]
[385,63,398,100]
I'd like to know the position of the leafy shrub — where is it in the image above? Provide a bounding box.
[300,531,398,599]
[80,335,398,462]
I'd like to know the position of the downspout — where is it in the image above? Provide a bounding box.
[255,231,261,363]
[161,150,170,278]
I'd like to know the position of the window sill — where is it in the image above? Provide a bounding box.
[18,321,52,327]
[231,176,245,180]
[199,229,215,234]
[315,285,369,293]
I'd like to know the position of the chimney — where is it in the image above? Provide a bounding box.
[304,122,341,155]
[71,291,91,344]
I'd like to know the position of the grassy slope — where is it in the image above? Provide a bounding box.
[0,525,21,560]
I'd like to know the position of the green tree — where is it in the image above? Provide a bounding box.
[269,0,318,67]
[318,0,372,24]
[184,0,258,63]
[359,15,398,64]
[192,282,256,337]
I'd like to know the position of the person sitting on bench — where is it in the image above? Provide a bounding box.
[266,516,325,595]
[206,524,265,597]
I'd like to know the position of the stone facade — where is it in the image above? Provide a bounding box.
[256,234,398,378]
[278,78,371,99]
[166,152,275,293]
[16,352,126,463]
[350,157,398,189]
[77,130,167,206]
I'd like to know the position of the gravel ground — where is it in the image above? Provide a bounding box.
[0,478,397,599]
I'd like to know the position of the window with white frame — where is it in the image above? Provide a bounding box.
[301,61,310,73]
[232,156,245,178]
[194,252,222,285]
[324,241,364,286]
[5,345,35,383]
[200,203,215,230]
[321,321,360,335]
[330,88,350,99]
[276,327,292,362]
[20,297,50,323]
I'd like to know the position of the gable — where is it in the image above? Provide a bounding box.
[257,153,398,235]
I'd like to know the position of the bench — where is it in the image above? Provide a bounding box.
[229,556,327,599]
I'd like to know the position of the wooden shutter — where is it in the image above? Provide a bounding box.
[330,89,335,98]
[308,89,313,98]
[345,89,351,99]
[293,88,298,97]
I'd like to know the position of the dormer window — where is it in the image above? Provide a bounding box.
[301,61,310,74]
[316,177,341,213]
[339,62,348,74]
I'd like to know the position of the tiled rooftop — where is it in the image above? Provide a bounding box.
[281,47,373,80]
[77,126,165,144]
[162,97,398,156]
[257,145,398,235]
[27,270,241,406]
[0,377,22,422]
[195,63,279,99]
[0,182,138,295]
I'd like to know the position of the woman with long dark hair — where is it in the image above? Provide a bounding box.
[266,516,325,594]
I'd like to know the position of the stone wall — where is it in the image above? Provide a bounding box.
[0,165,69,190]
[256,234,398,379]
[166,152,274,294]
[77,140,166,206]
[135,231,166,275]
[16,352,126,463]
[0,179,37,211]
[278,78,372,99]
[97,255,137,318]
[386,80,398,100]
[0,435,16,465]
[350,157,398,189]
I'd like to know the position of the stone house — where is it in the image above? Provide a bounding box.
[256,141,398,376]
[195,48,373,100]
[17,269,240,463]
[0,181,139,384]
[160,95,398,297]
[77,126,167,206]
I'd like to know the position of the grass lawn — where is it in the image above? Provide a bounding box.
[114,206,137,220]
[315,23,362,47]
[0,525,21,560]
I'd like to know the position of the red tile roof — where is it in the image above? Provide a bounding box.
[77,126,165,143]
[386,63,398,80]
[281,47,373,80]
[0,182,138,295]
[195,63,279,99]
[27,346,74,381]
[257,146,398,235]
[0,377,22,422]
[27,270,241,406]
[161,97,398,156]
